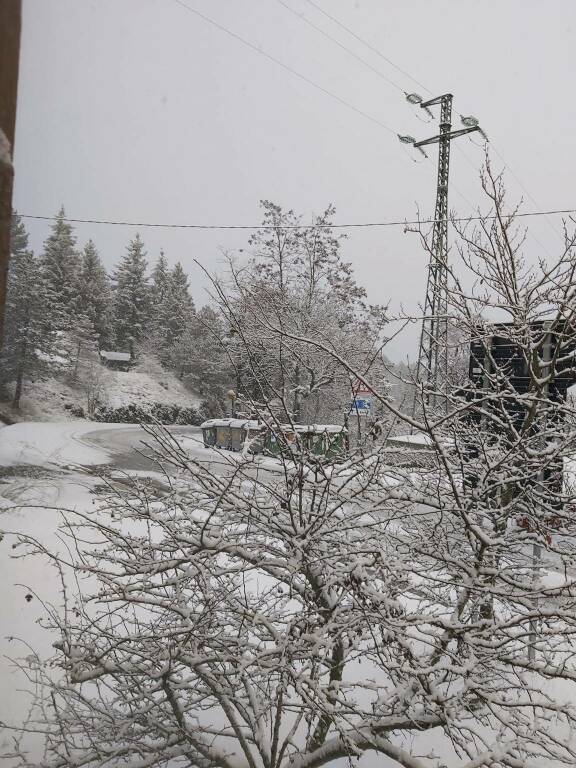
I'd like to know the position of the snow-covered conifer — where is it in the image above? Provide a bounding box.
[77,239,112,347]
[168,304,229,387]
[40,206,81,331]
[1,213,56,407]
[150,249,170,310]
[68,311,99,383]
[112,233,150,357]
[153,261,195,363]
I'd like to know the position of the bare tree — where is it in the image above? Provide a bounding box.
[211,201,389,425]
[8,165,576,768]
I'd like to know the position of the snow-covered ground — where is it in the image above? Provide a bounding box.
[0,422,152,762]
[104,355,200,409]
[0,422,406,767]
[0,469,100,761]
[0,421,116,470]
[1,421,575,767]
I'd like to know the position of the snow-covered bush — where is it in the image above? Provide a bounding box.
[91,401,202,425]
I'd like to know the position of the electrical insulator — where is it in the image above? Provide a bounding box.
[405,92,423,105]
[397,134,428,159]
[460,115,488,141]
[460,114,480,127]
[406,92,433,119]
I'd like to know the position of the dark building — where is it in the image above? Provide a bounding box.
[463,321,576,513]
[467,321,576,423]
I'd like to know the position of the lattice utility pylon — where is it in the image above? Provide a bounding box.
[412,93,482,414]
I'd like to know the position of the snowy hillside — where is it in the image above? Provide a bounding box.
[104,355,200,409]
[0,355,200,423]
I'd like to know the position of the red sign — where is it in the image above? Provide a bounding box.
[352,378,373,395]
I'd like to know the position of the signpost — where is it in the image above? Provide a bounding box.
[350,378,373,416]
[348,396,372,417]
[348,383,373,448]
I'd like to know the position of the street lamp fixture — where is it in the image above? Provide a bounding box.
[227,389,237,418]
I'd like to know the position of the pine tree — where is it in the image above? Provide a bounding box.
[9,208,28,256]
[112,234,150,358]
[155,262,195,358]
[78,239,112,347]
[69,312,99,383]
[148,250,170,346]
[1,214,55,408]
[40,206,81,331]
[150,250,170,309]
[169,305,230,388]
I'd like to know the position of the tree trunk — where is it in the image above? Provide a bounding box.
[293,364,301,422]
[73,340,81,381]
[11,336,26,408]
[12,363,23,408]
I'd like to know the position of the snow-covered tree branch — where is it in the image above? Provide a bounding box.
[8,169,576,768]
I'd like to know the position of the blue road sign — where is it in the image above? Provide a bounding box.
[349,397,372,416]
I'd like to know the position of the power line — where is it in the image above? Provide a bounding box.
[274,0,405,94]
[170,0,398,137]
[276,1,481,217]
[271,3,479,206]
[304,0,562,245]
[304,0,432,96]
[16,208,576,231]
[300,0,561,255]
[17,5,567,243]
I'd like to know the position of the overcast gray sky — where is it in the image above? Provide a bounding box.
[13,0,576,359]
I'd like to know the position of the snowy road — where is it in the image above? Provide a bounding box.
[0,420,290,483]
[79,423,286,481]
[79,423,203,471]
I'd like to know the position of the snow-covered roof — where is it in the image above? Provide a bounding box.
[387,432,433,447]
[201,419,264,430]
[387,433,455,449]
[100,351,131,361]
[201,420,346,434]
[291,424,346,434]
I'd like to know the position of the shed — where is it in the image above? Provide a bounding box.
[99,350,132,371]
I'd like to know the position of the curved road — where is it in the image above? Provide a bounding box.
[79,424,283,481]
[81,424,203,472]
